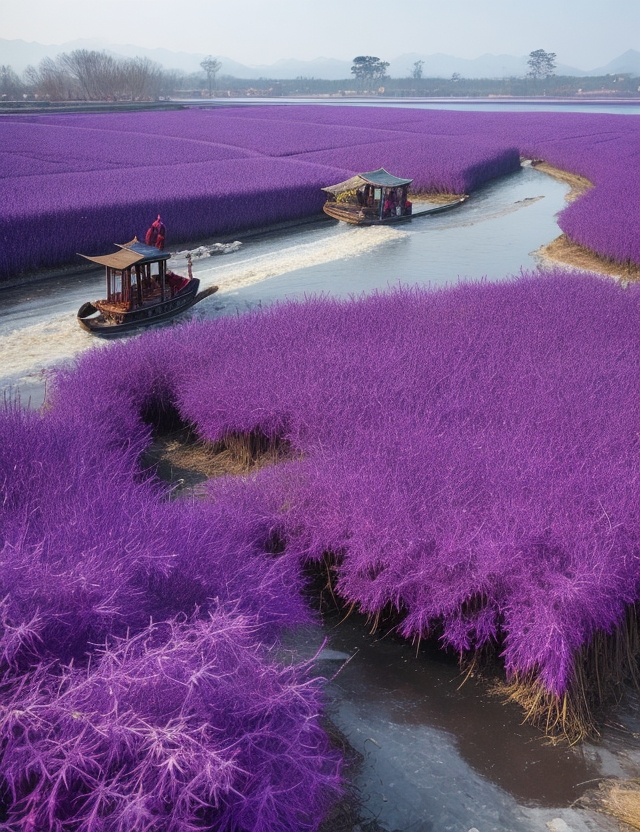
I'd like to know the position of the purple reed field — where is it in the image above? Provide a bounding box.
[2,105,640,279]
[0,401,340,829]
[1,271,639,824]
[45,270,639,698]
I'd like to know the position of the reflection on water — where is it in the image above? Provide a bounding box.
[291,608,635,832]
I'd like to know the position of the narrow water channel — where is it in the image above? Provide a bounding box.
[0,163,567,408]
[2,163,637,831]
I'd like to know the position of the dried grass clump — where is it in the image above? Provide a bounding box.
[495,607,640,743]
[581,779,640,830]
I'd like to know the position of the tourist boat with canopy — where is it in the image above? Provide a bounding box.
[76,238,218,335]
[322,168,468,225]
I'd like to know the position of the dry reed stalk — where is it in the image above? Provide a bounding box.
[494,607,640,743]
[581,780,640,830]
[145,427,297,494]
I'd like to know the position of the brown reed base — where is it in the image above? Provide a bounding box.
[141,417,297,497]
[492,607,640,744]
[580,779,640,830]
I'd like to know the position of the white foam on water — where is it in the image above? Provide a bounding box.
[0,314,98,388]
[0,224,407,390]
[192,225,408,294]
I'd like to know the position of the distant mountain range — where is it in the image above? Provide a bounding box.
[2,38,640,80]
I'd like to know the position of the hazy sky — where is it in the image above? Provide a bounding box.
[3,0,638,68]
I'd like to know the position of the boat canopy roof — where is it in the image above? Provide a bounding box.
[78,238,171,269]
[322,168,413,195]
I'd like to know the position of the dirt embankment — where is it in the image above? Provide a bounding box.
[532,161,640,282]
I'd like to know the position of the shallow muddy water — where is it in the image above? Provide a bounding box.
[293,610,640,832]
[1,161,637,831]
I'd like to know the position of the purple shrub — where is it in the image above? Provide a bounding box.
[0,613,341,831]
[0,401,333,828]
[47,271,639,699]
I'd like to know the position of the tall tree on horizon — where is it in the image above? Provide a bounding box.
[527,49,557,79]
[351,56,389,90]
[200,56,222,95]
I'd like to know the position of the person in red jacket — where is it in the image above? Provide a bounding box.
[145,215,166,250]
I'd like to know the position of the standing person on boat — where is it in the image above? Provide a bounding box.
[145,215,166,250]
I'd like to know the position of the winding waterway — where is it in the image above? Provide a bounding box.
[1,160,637,832]
[0,163,569,407]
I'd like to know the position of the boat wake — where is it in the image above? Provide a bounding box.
[0,315,95,406]
[0,225,406,401]
[191,225,408,294]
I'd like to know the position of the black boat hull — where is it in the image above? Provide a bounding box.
[78,280,218,335]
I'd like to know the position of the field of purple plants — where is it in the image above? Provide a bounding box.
[1,270,638,826]
[1,105,639,280]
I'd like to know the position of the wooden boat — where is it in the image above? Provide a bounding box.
[77,238,218,335]
[322,168,468,226]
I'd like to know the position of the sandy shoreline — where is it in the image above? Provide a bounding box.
[532,161,640,281]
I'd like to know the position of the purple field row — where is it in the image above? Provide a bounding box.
[2,105,639,279]
[1,272,638,825]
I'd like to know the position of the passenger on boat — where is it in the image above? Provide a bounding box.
[404,198,413,216]
[167,271,189,295]
[145,215,166,250]
[383,193,396,218]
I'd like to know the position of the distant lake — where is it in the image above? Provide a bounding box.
[197,96,640,115]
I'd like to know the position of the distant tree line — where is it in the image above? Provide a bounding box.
[1,47,638,103]
[1,50,184,101]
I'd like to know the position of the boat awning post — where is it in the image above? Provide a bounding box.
[135,264,143,306]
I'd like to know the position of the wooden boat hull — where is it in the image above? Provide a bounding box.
[77,279,218,335]
[323,196,468,225]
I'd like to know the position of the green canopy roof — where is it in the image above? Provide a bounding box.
[322,168,413,195]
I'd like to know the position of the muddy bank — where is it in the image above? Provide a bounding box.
[533,161,640,281]
[539,233,640,281]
